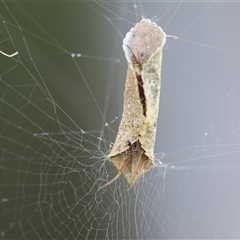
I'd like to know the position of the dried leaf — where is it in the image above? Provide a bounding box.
[101,19,166,189]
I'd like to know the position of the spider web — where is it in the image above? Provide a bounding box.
[1,1,240,239]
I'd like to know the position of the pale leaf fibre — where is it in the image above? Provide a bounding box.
[101,19,166,190]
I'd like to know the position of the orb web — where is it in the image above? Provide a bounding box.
[1,1,240,239]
